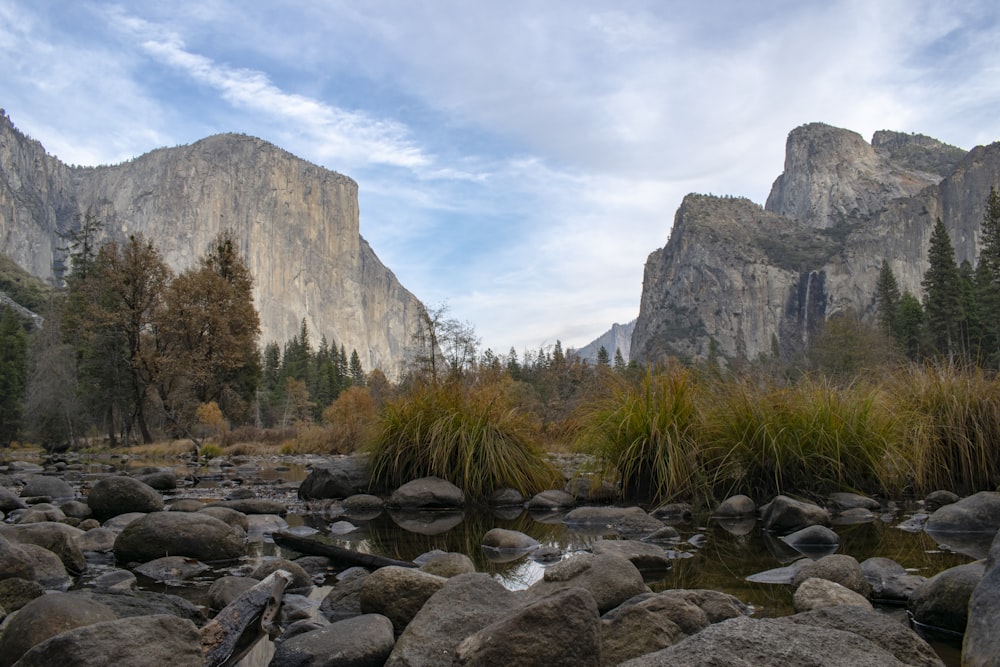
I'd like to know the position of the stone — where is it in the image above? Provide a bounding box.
[298,465,355,500]
[592,539,672,570]
[134,556,209,583]
[964,530,1000,666]
[385,573,520,667]
[197,505,249,531]
[359,565,448,634]
[0,592,117,667]
[90,569,137,591]
[525,489,576,511]
[779,524,840,555]
[760,495,831,533]
[455,587,602,667]
[792,577,873,612]
[16,506,66,523]
[13,614,203,667]
[86,476,164,520]
[134,469,177,490]
[207,575,258,610]
[101,512,146,532]
[600,594,693,665]
[0,486,26,512]
[488,487,525,507]
[270,614,395,667]
[827,491,880,512]
[58,500,92,520]
[387,476,465,509]
[714,494,756,516]
[19,475,74,500]
[0,522,86,575]
[790,554,871,597]
[205,498,287,515]
[74,527,117,552]
[861,557,925,604]
[525,552,648,614]
[113,510,245,563]
[0,534,35,581]
[924,490,959,511]
[18,543,70,590]
[250,558,313,592]
[320,567,370,623]
[925,491,1000,534]
[72,588,205,626]
[481,527,540,551]
[166,498,204,512]
[909,561,985,634]
[341,493,385,518]
[0,577,43,612]
[418,552,476,578]
[649,502,694,522]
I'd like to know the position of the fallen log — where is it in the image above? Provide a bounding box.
[273,531,418,569]
[201,569,292,667]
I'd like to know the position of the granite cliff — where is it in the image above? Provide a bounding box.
[0,111,425,376]
[632,122,991,365]
[573,320,635,364]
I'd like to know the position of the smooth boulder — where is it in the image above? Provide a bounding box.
[964,530,1000,666]
[925,491,1000,534]
[270,614,395,667]
[760,495,830,534]
[114,511,245,563]
[909,561,985,635]
[86,476,164,521]
[387,476,465,509]
[0,592,117,667]
[298,466,355,500]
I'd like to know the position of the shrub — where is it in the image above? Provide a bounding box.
[321,386,377,453]
[366,379,560,499]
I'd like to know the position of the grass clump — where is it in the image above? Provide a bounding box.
[574,364,702,503]
[366,378,561,499]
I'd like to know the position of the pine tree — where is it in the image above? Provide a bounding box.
[613,347,626,372]
[922,219,964,359]
[875,259,901,340]
[898,293,925,360]
[0,306,27,446]
[976,187,1000,364]
[596,345,610,367]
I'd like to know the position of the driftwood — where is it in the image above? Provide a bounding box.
[273,531,418,569]
[201,569,292,667]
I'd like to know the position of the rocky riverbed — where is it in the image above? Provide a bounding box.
[0,450,998,666]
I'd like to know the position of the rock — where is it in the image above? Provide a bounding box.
[909,561,985,634]
[793,577,873,612]
[207,575,258,610]
[197,505,249,531]
[86,476,164,521]
[925,491,1000,534]
[320,567,370,623]
[16,505,66,523]
[74,527,117,553]
[360,565,448,634]
[790,554,871,597]
[525,552,648,614]
[134,556,209,583]
[601,592,712,664]
[0,534,35,581]
[618,615,908,667]
[18,543,70,590]
[964,530,1000,666]
[251,558,313,593]
[642,525,682,543]
[385,573,520,667]
[101,512,146,532]
[70,588,206,626]
[788,605,944,667]
[90,569,137,591]
[58,500,92,520]
[779,524,840,556]
[861,557,925,604]
[0,578,43,612]
[0,592,117,667]
[0,487,26,512]
[166,498,204,512]
[341,493,385,518]
[715,494,756,517]
[387,476,465,509]
[19,475,74,500]
[760,495,831,533]
[832,507,876,524]
[592,539,672,570]
[134,469,177,490]
[418,552,476,578]
[0,522,86,575]
[481,527,540,551]
[827,491,880,512]
[298,465,355,500]
[270,614,395,667]
[13,614,203,667]
[565,474,619,503]
[205,498,287,515]
[455,587,602,667]
[487,487,525,507]
[525,489,576,511]
[924,490,960,511]
[113,511,245,563]
[650,502,694,522]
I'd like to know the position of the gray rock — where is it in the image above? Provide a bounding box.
[0,592,117,667]
[320,567,370,623]
[134,469,177,490]
[13,614,203,667]
[455,587,602,667]
[385,573,520,667]
[525,489,576,511]
[58,500,92,520]
[0,486,26,512]
[0,522,86,575]
[924,490,959,511]
[16,505,66,523]
[341,493,385,518]
[205,498,287,515]
[0,534,35,581]
[525,551,648,614]
[487,487,525,507]
[618,615,907,666]
[101,512,146,532]
[964,530,1000,666]
[70,588,206,626]
[113,511,245,563]
[90,569,137,591]
[298,465,355,500]
[18,543,70,590]
[0,577,43,612]
[251,558,313,592]
[19,475,74,501]
[827,491,880,512]
[861,557,925,604]
[270,614,395,667]
[418,551,476,578]
[74,527,117,553]
[207,575,258,610]
[197,505,249,531]
[791,554,871,597]
[779,524,840,555]
[909,561,986,634]
[86,475,164,520]
[925,491,1000,534]
[134,556,209,583]
[387,476,465,509]
[715,494,756,517]
[481,527,540,551]
[792,577,872,612]
[359,565,447,634]
[760,495,831,534]
[650,502,694,522]
[166,498,204,512]
[592,539,672,570]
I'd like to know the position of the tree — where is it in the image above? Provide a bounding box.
[349,349,366,386]
[922,219,964,360]
[613,347,627,372]
[0,306,27,445]
[976,186,1000,363]
[875,259,901,340]
[596,345,610,367]
[897,292,925,360]
[408,303,478,382]
[24,301,84,449]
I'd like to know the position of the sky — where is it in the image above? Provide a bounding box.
[2,1,1000,355]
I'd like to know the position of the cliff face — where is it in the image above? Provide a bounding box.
[633,122,994,366]
[0,111,425,376]
[573,320,636,364]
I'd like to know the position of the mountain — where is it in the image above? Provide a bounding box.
[632,122,987,365]
[572,320,636,364]
[0,110,426,376]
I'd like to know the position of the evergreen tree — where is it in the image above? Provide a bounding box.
[596,345,610,367]
[958,260,981,362]
[875,259,901,340]
[922,219,964,359]
[349,350,365,386]
[897,292,925,360]
[613,347,626,372]
[976,186,1000,364]
[0,306,27,446]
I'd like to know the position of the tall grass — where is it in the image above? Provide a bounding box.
[365,378,561,499]
[574,364,703,502]
[885,365,1000,494]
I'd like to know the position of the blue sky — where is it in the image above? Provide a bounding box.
[2,1,1000,355]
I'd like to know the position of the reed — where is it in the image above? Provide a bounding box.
[366,379,561,499]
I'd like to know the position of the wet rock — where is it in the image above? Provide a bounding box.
[642,525,682,543]
[525,551,648,614]
[114,511,245,563]
[16,505,66,524]
[388,476,465,509]
[488,487,525,507]
[360,565,448,634]
[455,587,602,667]
[90,569,136,591]
[101,512,146,532]
[650,502,694,523]
[71,588,206,626]
[964,530,1000,666]
[0,522,86,575]
[827,491,880,512]
[298,465,355,500]
[924,490,959,511]
[793,577,872,612]
[0,592,117,667]
[19,475,74,501]
[134,556,209,583]
[251,557,313,593]
[760,495,831,534]
[0,577,43,612]
[861,557,925,605]
[86,476,164,521]
[320,567,369,623]
[791,554,871,597]
[418,551,476,578]
[271,614,395,667]
[925,491,1000,534]
[909,561,985,635]
[715,494,756,517]
[779,524,840,557]
[592,539,672,570]
[525,489,576,511]
[482,527,540,551]
[18,543,70,590]
[13,614,202,667]
[206,575,258,610]
[341,493,385,518]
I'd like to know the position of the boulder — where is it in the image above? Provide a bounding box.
[320,567,370,623]
[779,524,840,557]
[207,575,258,610]
[197,505,249,531]
[418,552,476,578]
[963,530,1000,666]
[488,487,525,507]
[827,491,880,512]
[0,487,26,512]
[298,465,355,500]
[205,498,287,515]
[791,554,871,597]
[650,502,694,523]
[601,591,717,664]
[0,534,35,581]
[341,493,385,518]
[134,556,209,583]
[760,495,830,534]
[909,561,985,634]
[0,592,117,667]
[270,614,395,667]
[101,512,146,532]
[924,490,959,511]
[72,588,205,626]
[19,475,74,500]
[74,527,117,553]
[455,587,602,667]
[251,558,313,593]
[86,476,164,521]
[18,543,70,590]
[861,557,925,605]
[387,476,465,509]
[13,614,202,667]
[715,494,756,517]
[592,539,672,570]
[113,511,245,563]
[525,489,576,511]
[359,565,448,634]
[925,491,1000,534]
[525,552,648,614]
[792,577,873,612]
[481,527,540,551]
[385,573,520,667]
[90,569,137,592]
[58,500,92,520]
[0,522,86,575]
[0,578,43,612]
[618,615,908,667]
[166,498,204,512]
[134,469,178,490]
[16,505,66,523]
